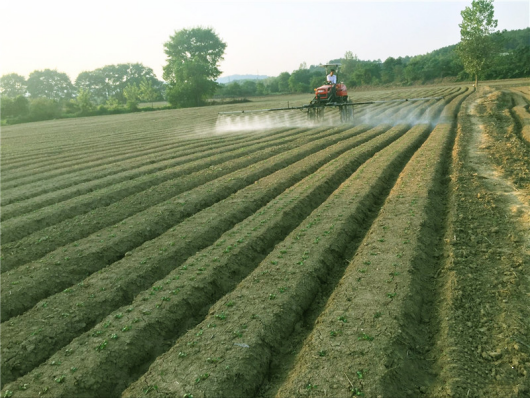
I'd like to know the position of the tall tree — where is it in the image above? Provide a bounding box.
[0,73,27,97]
[26,69,75,100]
[163,27,227,107]
[456,0,498,88]
[139,77,159,108]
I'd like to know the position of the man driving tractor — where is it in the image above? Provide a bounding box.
[326,69,337,84]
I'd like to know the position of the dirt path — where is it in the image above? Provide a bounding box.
[432,87,530,398]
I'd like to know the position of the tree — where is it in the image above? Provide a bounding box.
[75,88,94,114]
[26,69,75,100]
[1,95,29,119]
[456,0,498,88]
[123,83,140,111]
[75,70,109,104]
[163,27,227,107]
[0,73,27,97]
[139,77,159,108]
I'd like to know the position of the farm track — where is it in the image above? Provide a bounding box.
[431,89,529,398]
[1,122,385,321]
[4,84,524,398]
[0,123,409,396]
[122,123,433,398]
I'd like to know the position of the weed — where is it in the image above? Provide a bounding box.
[207,357,221,363]
[318,350,327,357]
[374,312,382,319]
[55,375,65,383]
[278,287,286,293]
[233,330,243,338]
[3,391,13,397]
[351,387,365,396]
[271,260,278,265]
[110,333,118,340]
[356,370,364,379]
[359,268,367,274]
[95,340,108,351]
[362,261,371,265]
[338,316,348,323]
[115,313,123,319]
[195,373,210,384]
[215,312,227,320]
[306,383,318,390]
[387,293,396,298]
[122,325,132,332]
[226,301,235,307]
[178,351,187,358]
[143,385,158,395]
[207,323,217,328]
[330,330,338,337]
[269,294,276,300]
[71,367,77,373]
[358,333,374,341]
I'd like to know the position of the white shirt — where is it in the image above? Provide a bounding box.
[327,73,337,84]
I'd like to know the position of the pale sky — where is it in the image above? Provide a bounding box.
[0,0,529,82]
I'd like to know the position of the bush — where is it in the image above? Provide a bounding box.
[28,98,62,121]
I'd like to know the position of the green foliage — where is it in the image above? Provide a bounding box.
[164,27,226,107]
[75,63,163,104]
[28,98,62,121]
[123,83,141,111]
[27,69,75,100]
[139,77,159,108]
[456,0,498,86]
[1,95,29,118]
[0,73,27,97]
[76,88,94,114]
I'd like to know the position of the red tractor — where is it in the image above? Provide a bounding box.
[307,64,354,122]
[217,63,442,125]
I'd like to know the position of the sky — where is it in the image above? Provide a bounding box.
[0,0,529,82]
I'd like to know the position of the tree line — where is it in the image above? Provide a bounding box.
[1,17,528,124]
[1,63,166,123]
[216,27,529,98]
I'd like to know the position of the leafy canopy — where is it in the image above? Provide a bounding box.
[456,0,498,84]
[163,27,226,107]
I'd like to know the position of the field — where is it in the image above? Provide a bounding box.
[1,80,529,398]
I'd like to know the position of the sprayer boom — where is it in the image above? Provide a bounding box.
[217,97,442,115]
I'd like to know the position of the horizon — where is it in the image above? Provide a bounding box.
[1,0,529,83]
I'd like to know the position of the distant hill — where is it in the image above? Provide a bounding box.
[217,75,270,84]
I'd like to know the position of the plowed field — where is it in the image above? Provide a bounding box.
[1,81,529,398]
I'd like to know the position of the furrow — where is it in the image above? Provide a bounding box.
[1,128,268,194]
[0,124,405,393]
[1,127,330,236]
[0,126,334,271]
[1,128,297,217]
[1,124,373,321]
[274,122,456,398]
[120,123,432,398]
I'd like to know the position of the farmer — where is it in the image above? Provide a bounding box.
[327,69,337,99]
[326,69,337,84]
